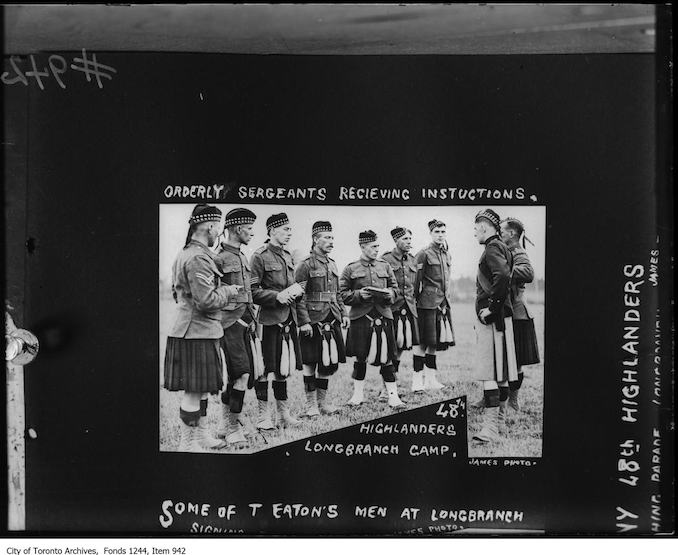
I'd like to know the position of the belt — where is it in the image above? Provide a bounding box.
[422,285,446,294]
[305,291,337,302]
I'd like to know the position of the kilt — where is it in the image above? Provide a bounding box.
[513,318,540,366]
[472,317,518,382]
[393,306,420,350]
[220,322,254,382]
[164,337,224,394]
[417,304,455,350]
[300,317,347,376]
[346,311,397,366]
[261,318,302,379]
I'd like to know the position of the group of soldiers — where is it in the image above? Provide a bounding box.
[163,204,539,451]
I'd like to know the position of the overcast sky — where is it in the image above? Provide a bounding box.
[159,204,546,285]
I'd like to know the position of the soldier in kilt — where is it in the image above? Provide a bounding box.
[339,230,405,409]
[500,217,540,412]
[411,220,455,392]
[471,209,517,444]
[381,227,420,400]
[163,204,241,452]
[214,208,259,446]
[295,221,350,417]
[250,213,303,429]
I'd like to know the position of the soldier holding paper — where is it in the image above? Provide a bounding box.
[250,213,304,428]
[339,230,405,409]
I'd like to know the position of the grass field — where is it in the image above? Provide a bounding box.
[159,299,544,457]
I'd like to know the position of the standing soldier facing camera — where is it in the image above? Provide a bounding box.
[472,209,517,443]
[412,219,455,392]
[381,227,420,399]
[295,221,350,417]
[500,217,540,412]
[250,213,303,429]
[340,230,404,409]
[163,204,241,452]
[214,208,258,446]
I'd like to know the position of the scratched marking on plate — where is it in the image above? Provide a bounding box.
[2,49,117,90]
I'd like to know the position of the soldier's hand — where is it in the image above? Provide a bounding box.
[342,316,351,329]
[358,288,372,300]
[276,291,293,305]
[478,307,491,324]
[300,323,313,336]
[224,284,242,297]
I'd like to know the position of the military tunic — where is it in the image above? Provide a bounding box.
[414,242,455,349]
[508,245,540,366]
[214,242,256,382]
[339,257,398,365]
[295,250,347,375]
[473,235,518,382]
[250,242,302,377]
[382,247,420,348]
[164,240,232,394]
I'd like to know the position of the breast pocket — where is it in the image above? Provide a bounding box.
[426,255,442,280]
[220,264,242,285]
[376,268,390,287]
[263,261,283,286]
[308,268,327,290]
[350,269,367,287]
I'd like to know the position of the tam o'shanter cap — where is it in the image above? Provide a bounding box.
[391,227,408,241]
[428,219,445,231]
[475,209,501,231]
[359,230,378,245]
[266,213,290,232]
[312,221,333,234]
[188,204,222,224]
[224,208,256,227]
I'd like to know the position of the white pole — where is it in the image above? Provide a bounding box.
[6,311,26,531]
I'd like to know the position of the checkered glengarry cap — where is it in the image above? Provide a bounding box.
[312,221,332,234]
[266,213,289,232]
[358,230,377,245]
[475,209,501,231]
[224,208,256,227]
[188,204,222,224]
[428,219,445,231]
[391,227,409,241]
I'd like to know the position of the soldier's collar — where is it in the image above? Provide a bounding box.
[393,246,409,259]
[429,241,447,252]
[267,242,287,254]
[220,242,242,255]
[482,234,500,246]
[359,256,376,266]
[312,249,329,262]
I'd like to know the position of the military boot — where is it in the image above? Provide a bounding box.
[411,371,425,393]
[276,399,301,427]
[508,389,521,412]
[256,399,275,430]
[423,367,444,390]
[304,389,321,417]
[317,387,339,415]
[196,418,227,450]
[472,406,501,443]
[178,420,198,452]
[498,400,508,434]
[347,379,365,405]
[225,412,248,446]
[385,381,406,409]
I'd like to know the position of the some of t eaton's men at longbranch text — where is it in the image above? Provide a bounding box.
[163,205,540,451]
